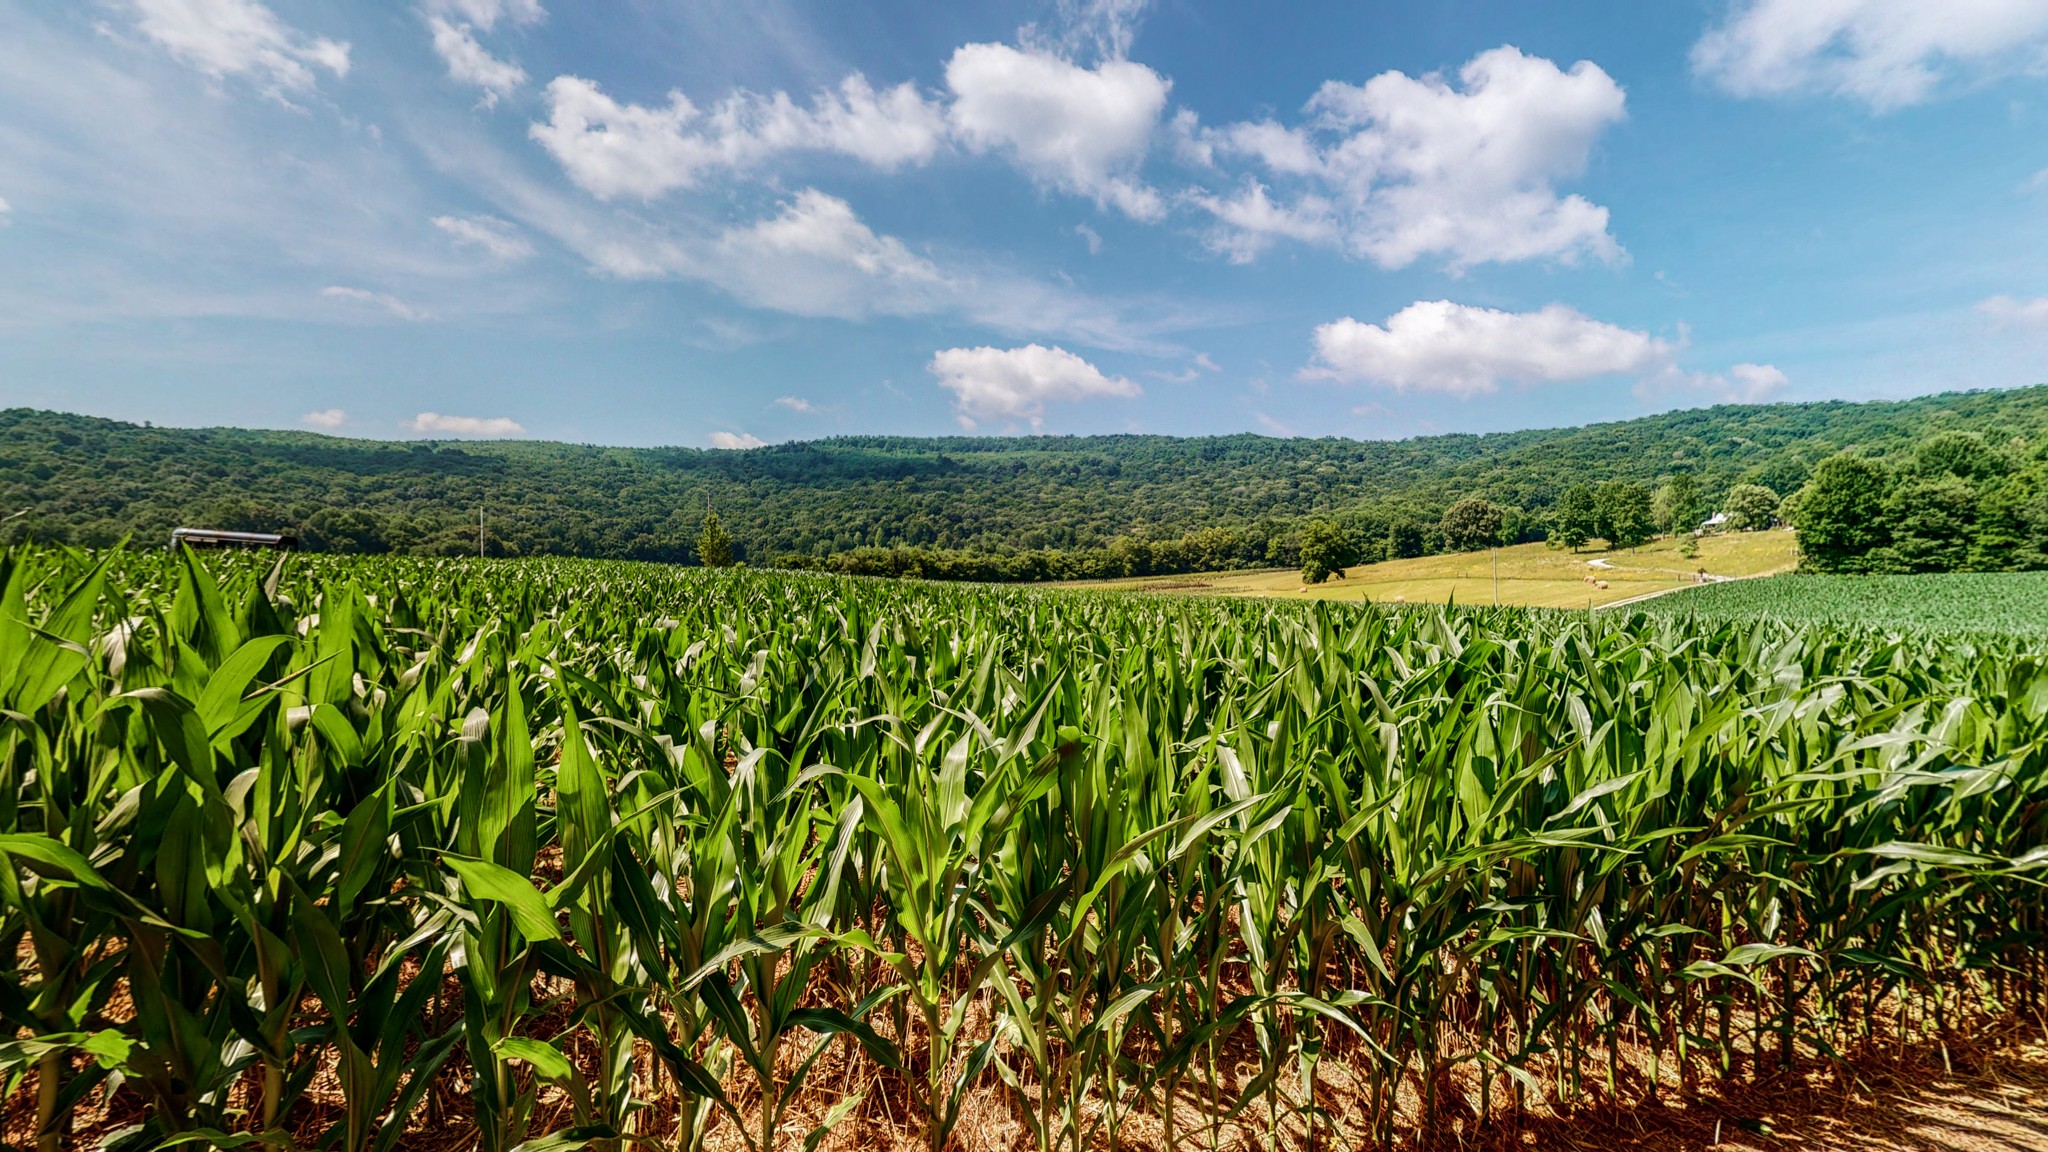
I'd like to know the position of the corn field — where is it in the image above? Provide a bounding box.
[1,546,2044,1152]
[1642,571,2048,638]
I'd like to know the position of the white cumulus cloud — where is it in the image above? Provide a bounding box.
[300,408,348,429]
[705,189,953,318]
[428,17,525,105]
[945,43,1169,220]
[1190,46,1626,269]
[929,343,1140,428]
[1723,362,1790,400]
[531,73,947,201]
[1307,300,1672,396]
[1693,0,2048,110]
[321,285,429,321]
[410,412,525,437]
[1977,293,2048,326]
[709,431,768,449]
[130,0,349,95]
[433,214,534,260]
[774,396,816,412]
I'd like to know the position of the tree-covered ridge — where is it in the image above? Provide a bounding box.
[6,385,2048,567]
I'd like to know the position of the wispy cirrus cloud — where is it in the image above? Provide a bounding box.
[491,182,1212,353]
[421,0,544,105]
[432,214,534,260]
[1694,0,2048,110]
[128,0,350,96]
[322,285,430,321]
[1634,362,1788,405]
[1977,294,2048,327]
[427,18,525,106]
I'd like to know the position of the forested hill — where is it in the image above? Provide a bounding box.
[7,385,2047,566]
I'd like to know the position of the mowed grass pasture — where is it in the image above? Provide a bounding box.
[1058,530,1799,609]
[0,545,2043,1152]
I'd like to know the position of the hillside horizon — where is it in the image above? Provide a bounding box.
[9,384,2048,568]
[24,384,2045,455]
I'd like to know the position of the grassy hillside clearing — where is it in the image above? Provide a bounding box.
[1058,529,1800,608]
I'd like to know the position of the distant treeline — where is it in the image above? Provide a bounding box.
[1790,430,2048,573]
[6,386,2048,573]
[776,481,1692,584]
[770,514,1473,584]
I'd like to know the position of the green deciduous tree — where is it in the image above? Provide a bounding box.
[1655,474,1699,535]
[1746,454,1813,500]
[1438,498,1504,553]
[1552,485,1598,552]
[1387,520,1425,560]
[1912,430,2011,483]
[1723,484,1782,531]
[1298,519,1353,585]
[1793,454,1891,573]
[1973,472,2048,570]
[1596,481,1654,549]
[697,511,735,568]
[1881,476,1978,573]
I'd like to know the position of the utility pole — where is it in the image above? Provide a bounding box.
[1492,546,1499,605]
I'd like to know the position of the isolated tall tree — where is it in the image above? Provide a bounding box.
[1793,453,1890,572]
[1439,498,1504,553]
[697,510,735,568]
[1298,519,1353,585]
[1722,484,1782,531]
[1553,485,1598,552]
[1597,481,1655,548]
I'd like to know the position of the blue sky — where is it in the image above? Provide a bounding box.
[6,0,2048,447]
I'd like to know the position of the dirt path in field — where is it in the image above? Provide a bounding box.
[1462,1025,2048,1152]
[1594,566,1796,612]
[17,1020,2044,1151]
[803,1020,2048,1152]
